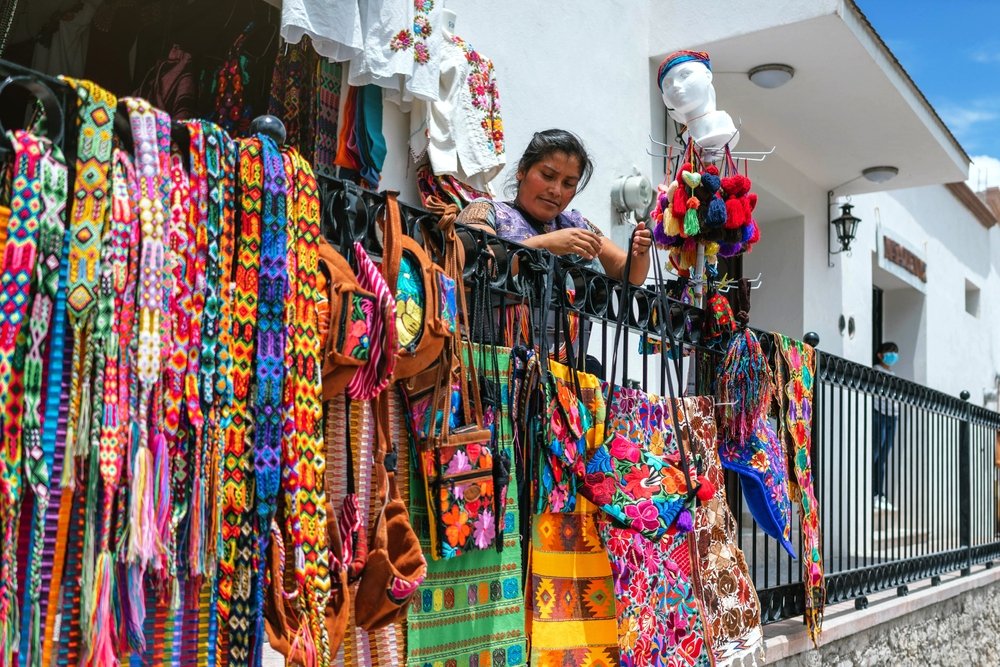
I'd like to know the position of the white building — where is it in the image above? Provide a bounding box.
[379,0,1000,405]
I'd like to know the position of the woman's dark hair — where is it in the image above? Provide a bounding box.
[875,341,899,364]
[508,129,594,196]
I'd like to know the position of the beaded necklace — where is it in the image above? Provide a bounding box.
[250,134,289,665]
[284,149,331,663]
[219,136,264,663]
[19,136,67,667]
[0,130,46,659]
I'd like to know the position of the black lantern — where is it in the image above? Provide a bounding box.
[827,193,861,266]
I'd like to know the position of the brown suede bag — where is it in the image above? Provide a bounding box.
[379,192,452,381]
[319,238,376,399]
[264,498,351,664]
[354,393,427,630]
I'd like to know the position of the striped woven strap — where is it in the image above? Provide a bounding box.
[250,134,289,665]
[284,149,332,663]
[219,136,264,662]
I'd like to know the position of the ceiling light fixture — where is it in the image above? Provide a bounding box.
[748,64,795,89]
[862,166,900,184]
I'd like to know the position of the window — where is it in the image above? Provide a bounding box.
[965,279,981,317]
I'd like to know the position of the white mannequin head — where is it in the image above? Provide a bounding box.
[660,60,716,124]
[656,50,738,153]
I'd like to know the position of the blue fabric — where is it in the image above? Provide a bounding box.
[872,410,897,498]
[355,84,386,187]
[719,415,797,559]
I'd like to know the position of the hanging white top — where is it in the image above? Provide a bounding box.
[281,0,363,62]
[410,35,505,193]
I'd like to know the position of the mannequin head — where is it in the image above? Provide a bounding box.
[658,51,716,124]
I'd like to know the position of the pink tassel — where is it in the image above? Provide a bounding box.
[85,552,119,667]
[124,563,146,653]
[289,610,317,667]
[128,446,155,566]
[152,433,172,573]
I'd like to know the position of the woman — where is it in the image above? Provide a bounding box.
[458,129,652,285]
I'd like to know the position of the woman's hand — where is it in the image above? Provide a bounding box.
[630,221,653,257]
[526,227,604,259]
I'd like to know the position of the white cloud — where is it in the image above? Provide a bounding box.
[967,155,1000,192]
[939,107,1000,136]
[971,49,1000,64]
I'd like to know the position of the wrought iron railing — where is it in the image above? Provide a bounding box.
[324,179,1000,626]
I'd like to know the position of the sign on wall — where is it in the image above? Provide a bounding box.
[883,236,927,283]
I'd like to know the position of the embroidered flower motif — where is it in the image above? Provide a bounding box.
[623,465,658,500]
[584,473,616,506]
[414,0,433,10]
[442,505,471,547]
[624,499,661,533]
[390,29,413,52]
[609,435,641,464]
[472,508,495,549]
[413,15,432,38]
[445,449,471,475]
[414,42,430,64]
[750,449,769,472]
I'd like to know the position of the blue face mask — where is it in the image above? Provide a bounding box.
[882,352,898,366]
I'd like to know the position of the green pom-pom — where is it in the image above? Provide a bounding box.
[683,207,700,236]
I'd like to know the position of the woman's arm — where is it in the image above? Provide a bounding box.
[597,221,652,285]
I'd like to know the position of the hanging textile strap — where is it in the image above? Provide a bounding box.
[19,135,67,667]
[164,152,193,579]
[198,122,238,584]
[60,76,116,473]
[42,78,115,667]
[124,97,167,574]
[219,136,264,665]
[0,130,47,662]
[180,120,209,577]
[283,148,331,664]
[772,334,825,644]
[250,134,290,667]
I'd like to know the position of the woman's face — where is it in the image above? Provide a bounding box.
[515,151,582,221]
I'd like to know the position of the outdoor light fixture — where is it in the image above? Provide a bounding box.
[828,192,861,266]
[748,64,795,89]
[862,166,900,184]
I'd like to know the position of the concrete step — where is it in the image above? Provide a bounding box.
[873,527,930,552]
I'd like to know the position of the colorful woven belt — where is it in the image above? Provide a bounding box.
[220,136,265,665]
[18,135,67,667]
[249,134,289,666]
[0,130,45,662]
[284,148,332,664]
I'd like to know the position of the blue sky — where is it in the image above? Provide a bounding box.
[858,1,1000,188]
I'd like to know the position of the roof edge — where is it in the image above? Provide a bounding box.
[946,182,997,229]
[845,0,970,166]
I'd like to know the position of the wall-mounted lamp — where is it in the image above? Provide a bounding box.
[611,167,654,222]
[828,192,861,266]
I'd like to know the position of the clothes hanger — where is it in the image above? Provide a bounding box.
[0,74,65,159]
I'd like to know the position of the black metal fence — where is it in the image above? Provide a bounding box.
[328,180,1000,626]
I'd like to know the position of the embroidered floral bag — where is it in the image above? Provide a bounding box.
[577,229,703,541]
[403,198,497,559]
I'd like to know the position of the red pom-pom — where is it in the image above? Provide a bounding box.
[696,475,716,501]
[725,198,746,229]
[686,196,700,209]
[747,191,758,211]
[672,186,689,218]
[705,164,720,176]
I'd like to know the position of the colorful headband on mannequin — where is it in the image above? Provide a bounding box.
[657,50,712,91]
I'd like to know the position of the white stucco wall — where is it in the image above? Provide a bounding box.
[849,186,1000,400]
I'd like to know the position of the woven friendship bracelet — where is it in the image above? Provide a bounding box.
[18,136,67,667]
[250,134,289,665]
[0,131,46,660]
[285,149,332,664]
[219,136,264,664]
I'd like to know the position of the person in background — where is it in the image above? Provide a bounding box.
[873,341,900,509]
